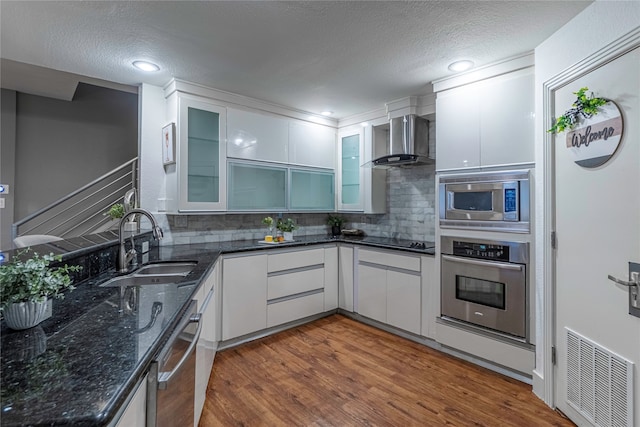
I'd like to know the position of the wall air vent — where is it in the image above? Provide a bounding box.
[566,328,633,427]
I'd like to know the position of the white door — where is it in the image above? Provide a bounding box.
[554,47,640,426]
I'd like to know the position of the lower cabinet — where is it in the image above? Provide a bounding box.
[114,374,147,427]
[194,261,219,427]
[221,254,268,341]
[221,246,336,341]
[356,248,422,335]
[338,245,354,311]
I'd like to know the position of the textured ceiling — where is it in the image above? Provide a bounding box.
[0,1,591,119]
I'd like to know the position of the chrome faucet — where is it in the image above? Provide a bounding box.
[117,208,163,273]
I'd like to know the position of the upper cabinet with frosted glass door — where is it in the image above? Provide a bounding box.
[337,124,386,213]
[173,95,227,212]
[337,127,364,211]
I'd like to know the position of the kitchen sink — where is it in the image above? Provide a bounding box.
[100,262,197,288]
[100,274,183,288]
[135,262,197,276]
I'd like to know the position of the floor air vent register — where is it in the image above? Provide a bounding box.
[566,328,633,427]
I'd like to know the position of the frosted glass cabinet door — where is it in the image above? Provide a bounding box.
[227,162,287,211]
[337,129,364,211]
[227,108,289,163]
[290,169,335,211]
[178,97,226,211]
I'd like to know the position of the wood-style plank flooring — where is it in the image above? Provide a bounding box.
[200,315,573,426]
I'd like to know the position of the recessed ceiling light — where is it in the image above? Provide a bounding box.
[321,111,334,116]
[132,60,160,72]
[448,60,474,72]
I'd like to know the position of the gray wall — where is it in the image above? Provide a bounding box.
[13,83,138,220]
[0,89,17,249]
[161,163,437,244]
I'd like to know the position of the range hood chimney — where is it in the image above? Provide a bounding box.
[369,114,431,167]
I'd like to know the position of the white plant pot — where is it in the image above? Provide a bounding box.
[3,300,49,330]
[283,231,294,241]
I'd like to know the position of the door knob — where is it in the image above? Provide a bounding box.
[607,271,639,287]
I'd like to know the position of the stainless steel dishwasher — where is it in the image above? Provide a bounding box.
[146,300,202,427]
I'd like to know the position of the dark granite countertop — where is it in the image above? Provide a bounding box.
[1,246,220,427]
[0,234,433,426]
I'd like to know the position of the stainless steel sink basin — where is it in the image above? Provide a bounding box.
[100,274,182,288]
[135,262,197,276]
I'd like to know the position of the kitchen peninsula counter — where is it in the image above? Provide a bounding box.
[0,234,433,426]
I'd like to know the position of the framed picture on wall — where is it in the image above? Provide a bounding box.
[162,123,176,166]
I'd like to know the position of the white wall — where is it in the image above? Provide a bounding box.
[533,0,640,403]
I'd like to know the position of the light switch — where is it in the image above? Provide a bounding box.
[0,198,5,209]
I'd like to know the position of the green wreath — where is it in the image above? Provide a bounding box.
[548,87,608,134]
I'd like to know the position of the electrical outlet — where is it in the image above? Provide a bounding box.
[141,241,150,253]
[0,198,4,209]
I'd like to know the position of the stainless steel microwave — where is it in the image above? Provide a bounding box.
[439,170,530,233]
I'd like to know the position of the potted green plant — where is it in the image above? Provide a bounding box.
[0,249,81,330]
[276,218,298,241]
[105,203,125,220]
[327,215,345,237]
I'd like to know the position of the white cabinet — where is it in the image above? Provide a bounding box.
[323,246,338,311]
[435,67,534,171]
[227,108,289,163]
[194,262,219,427]
[167,94,227,212]
[221,254,267,340]
[227,161,287,211]
[420,256,436,339]
[290,168,335,211]
[266,247,330,328]
[337,125,386,213]
[115,374,147,427]
[337,127,364,211]
[435,86,480,170]
[221,247,336,340]
[356,248,421,335]
[289,121,336,169]
[338,245,354,311]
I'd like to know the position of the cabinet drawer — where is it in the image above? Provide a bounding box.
[268,248,325,272]
[267,267,324,300]
[358,249,420,272]
[267,291,325,328]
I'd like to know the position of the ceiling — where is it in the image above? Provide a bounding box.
[0,1,591,119]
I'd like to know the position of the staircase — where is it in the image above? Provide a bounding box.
[12,158,138,241]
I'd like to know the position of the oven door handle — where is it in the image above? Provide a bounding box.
[442,254,524,271]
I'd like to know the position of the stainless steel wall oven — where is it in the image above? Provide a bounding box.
[441,237,529,342]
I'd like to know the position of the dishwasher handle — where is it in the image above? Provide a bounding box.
[157,312,202,390]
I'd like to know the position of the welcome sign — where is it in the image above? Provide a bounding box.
[566,101,624,168]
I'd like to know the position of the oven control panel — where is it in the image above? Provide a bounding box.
[452,240,510,262]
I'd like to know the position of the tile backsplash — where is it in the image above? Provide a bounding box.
[160,163,436,244]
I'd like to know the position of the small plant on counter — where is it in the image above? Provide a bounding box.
[327,215,345,236]
[276,218,298,232]
[0,249,82,330]
[0,250,81,309]
[262,216,274,229]
[105,203,125,220]
[548,87,608,134]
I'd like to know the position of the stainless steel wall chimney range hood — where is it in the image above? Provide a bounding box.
[367,115,431,167]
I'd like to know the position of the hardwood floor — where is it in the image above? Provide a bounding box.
[200,315,573,426]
